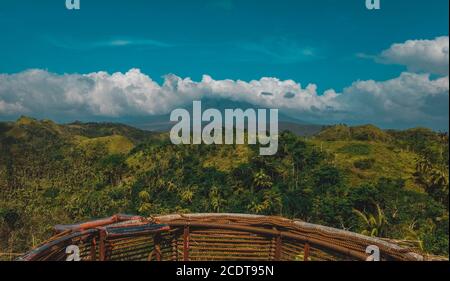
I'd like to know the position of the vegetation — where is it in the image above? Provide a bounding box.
[0,119,448,258]
[353,204,387,237]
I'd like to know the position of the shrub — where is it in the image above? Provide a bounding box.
[354,158,375,170]
[338,143,371,156]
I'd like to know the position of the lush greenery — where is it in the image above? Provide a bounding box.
[0,118,448,258]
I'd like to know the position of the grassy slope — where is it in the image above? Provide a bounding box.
[3,118,425,190]
[309,139,420,191]
[76,135,135,155]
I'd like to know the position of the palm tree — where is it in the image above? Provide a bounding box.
[253,169,273,190]
[353,204,387,237]
[414,157,449,208]
[209,186,225,212]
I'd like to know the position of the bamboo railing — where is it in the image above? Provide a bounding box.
[19,213,425,261]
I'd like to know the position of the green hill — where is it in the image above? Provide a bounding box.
[316,124,392,142]
[310,140,419,190]
[0,117,448,258]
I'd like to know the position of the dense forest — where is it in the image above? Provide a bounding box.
[0,116,448,258]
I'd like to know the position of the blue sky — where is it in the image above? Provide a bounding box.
[0,0,447,89]
[0,0,449,130]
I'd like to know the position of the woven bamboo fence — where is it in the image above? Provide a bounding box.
[19,213,425,261]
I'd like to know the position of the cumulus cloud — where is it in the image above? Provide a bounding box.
[0,69,333,118]
[334,73,449,128]
[378,36,449,75]
[0,69,448,130]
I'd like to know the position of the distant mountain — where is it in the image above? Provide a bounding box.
[278,121,323,137]
[129,98,324,136]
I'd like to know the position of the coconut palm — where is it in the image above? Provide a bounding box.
[353,204,387,237]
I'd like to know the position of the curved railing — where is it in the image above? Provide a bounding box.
[19,213,423,261]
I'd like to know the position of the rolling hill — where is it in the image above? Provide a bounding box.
[0,117,448,258]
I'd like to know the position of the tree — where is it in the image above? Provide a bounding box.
[353,204,387,237]
[414,157,449,208]
[253,169,273,190]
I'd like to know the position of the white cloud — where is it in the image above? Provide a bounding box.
[0,100,27,115]
[0,69,448,130]
[0,68,332,117]
[46,36,173,50]
[334,73,449,128]
[378,36,449,75]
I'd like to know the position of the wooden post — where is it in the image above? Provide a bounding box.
[183,225,190,261]
[304,242,310,261]
[99,230,107,261]
[154,233,162,261]
[274,234,282,261]
[90,237,97,261]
